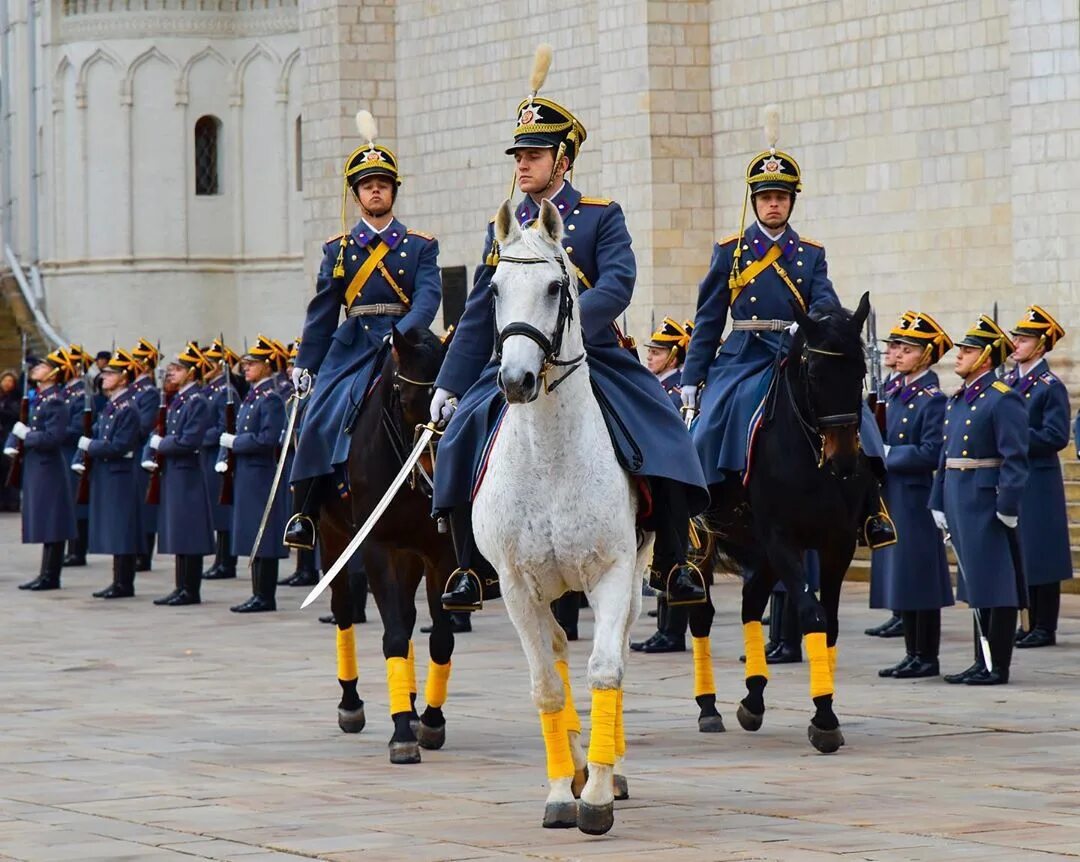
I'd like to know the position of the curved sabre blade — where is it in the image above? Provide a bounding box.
[249,393,302,566]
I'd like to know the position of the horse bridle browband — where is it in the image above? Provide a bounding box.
[493,252,585,393]
[799,342,860,428]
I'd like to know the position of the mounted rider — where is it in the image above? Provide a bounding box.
[433,46,709,612]
[285,110,442,551]
[681,106,894,548]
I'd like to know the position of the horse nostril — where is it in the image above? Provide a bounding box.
[522,371,536,394]
[496,371,504,392]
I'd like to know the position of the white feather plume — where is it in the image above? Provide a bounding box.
[529,44,553,96]
[763,104,780,151]
[355,110,378,146]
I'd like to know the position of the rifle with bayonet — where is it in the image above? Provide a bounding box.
[219,334,236,505]
[75,352,94,504]
[145,345,166,505]
[865,306,886,433]
[5,332,29,487]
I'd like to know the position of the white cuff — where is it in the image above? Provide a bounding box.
[77,436,92,452]
[149,434,162,450]
[219,432,236,449]
[141,460,157,471]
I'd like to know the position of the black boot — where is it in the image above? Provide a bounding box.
[96,555,136,599]
[20,542,64,591]
[945,612,988,683]
[767,592,802,664]
[283,477,322,550]
[232,558,278,613]
[154,558,184,605]
[421,612,471,634]
[552,591,581,641]
[646,479,706,606]
[880,611,917,677]
[163,555,202,606]
[135,533,155,572]
[1018,583,1059,648]
[859,481,897,549]
[281,547,319,586]
[895,610,939,678]
[878,615,905,638]
[203,531,237,580]
[441,505,500,611]
[63,519,89,566]
[865,613,901,637]
[967,607,1016,685]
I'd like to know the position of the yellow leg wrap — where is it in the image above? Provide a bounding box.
[587,688,618,766]
[805,632,833,699]
[336,626,357,682]
[555,660,582,734]
[827,645,838,678]
[406,641,417,695]
[425,660,451,709]
[743,621,769,680]
[614,688,626,760]
[540,709,575,780]
[386,656,412,716]
[692,636,716,698]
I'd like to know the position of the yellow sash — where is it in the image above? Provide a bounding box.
[343,241,392,307]
[729,244,782,305]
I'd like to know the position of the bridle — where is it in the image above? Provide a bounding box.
[385,367,439,495]
[493,252,585,393]
[785,338,862,469]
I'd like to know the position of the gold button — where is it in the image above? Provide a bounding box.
[796,260,803,267]
[400,252,407,257]
[363,325,369,331]
[971,406,977,411]
[965,419,971,425]
[963,435,969,440]
[943,434,948,440]
[751,315,759,320]
[898,433,905,439]
[349,239,354,245]
[945,419,949,425]
[750,278,755,284]
[902,417,908,423]
[573,209,580,215]
[979,393,986,398]
[403,238,409,243]
[398,269,405,275]
[565,246,573,253]
[1026,393,1031,398]
[796,278,803,284]
[750,296,757,302]
[962,450,968,456]
[908,403,914,409]
[798,246,804,252]
[568,224,576,231]
[351,255,357,261]
[743,244,749,250]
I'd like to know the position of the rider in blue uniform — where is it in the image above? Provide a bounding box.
[201,338,240,582]
[1005,306,1071,649]
[434,82,709,612]
[681,113,894,548]
[931,315,1029,686]
[130,339,162,571]
[285,112,442,550]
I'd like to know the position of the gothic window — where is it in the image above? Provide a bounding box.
[194,115,221,196]
[295,115,302,192]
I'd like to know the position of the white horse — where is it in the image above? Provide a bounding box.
[472,198,652,835]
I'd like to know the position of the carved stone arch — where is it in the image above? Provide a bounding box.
[122,46,180,106]
[177,45,232,106]
[53,56,73,112]
[233,43,280,105]
[75,47,123,108]
[278,48,301,102]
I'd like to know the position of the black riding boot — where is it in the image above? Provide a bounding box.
[768,590,802,664]
[284,476,324,550]
[945,611,989,683]
[879,611,917,677]
[646,478,706,606]
[203,531,237,580]
[232,558,278,613]
[163,555,202,606]
[765,592,784,654]
[967,607,1016,686]
[1018,583,1059,648]
[154,558,184,605]
[282,546,319,587]
[859,480,897,549]
[896,610,940,677]
[865,612,902,637]
[63,519,89,567]
[135,533,155,572]
[94,555,136,599]
[552,591,581,641]
[20,542,64,590]
[440,504,501,612]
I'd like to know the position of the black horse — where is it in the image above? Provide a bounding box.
[319,327,460,764]
[697,292,874,753]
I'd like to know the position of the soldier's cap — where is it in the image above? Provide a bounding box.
[131,338,161,369]
[269,339,291,372]
[893,312,954,365]
[244,335,290,371]
[646,317,694,363]
[102,348,138,376]
[176,341,213,376]
[95,350,111,362]
[884,310,918,342]
[1011,305,1065,351]
[746,149,802,196]
[43,348,78,381]
[204,338,240,367]
[288,339,300,360]
[956,315,1014,368]
[67,344,93,372]
[507,97,587,165]
[345,109,400,190]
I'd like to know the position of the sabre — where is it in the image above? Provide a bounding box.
[681,404,696,430]
[1004,526,1032,633]
[942,529,993,672]
[248,389,305,566]
[302,424,436,609]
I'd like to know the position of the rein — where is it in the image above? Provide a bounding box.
[494,252,586,393]
[380,366,438,496]
[782,339,861,469]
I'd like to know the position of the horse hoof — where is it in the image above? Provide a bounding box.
[389,740,422,764]
[613,774,629,801]
[577,801,614,835]
[416,722,446,750]
[698,714,726,733]
[337,706,366,734]
[542,800,577,829]
[807,723,843,754]
[736,703,763,732]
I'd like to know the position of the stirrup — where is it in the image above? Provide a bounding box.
[863,511,898,550]
[666,562,708,607]
[441,568,483,612]
[283,513,316,550]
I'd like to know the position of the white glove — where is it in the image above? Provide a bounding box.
[77,436,92,452]
[2,447,16,457]
[931,509,948,531]
[292,367,313,397]
[11,421,28,440]
[430,387,458,427]
[997,512,1018,529]
[71,461,85,475]
[681,384,700,412]
[149,433,162,450]
[787,321,800,335]
[219,432,236,449]
[883,444,891,457]
[214,459,228,474]
[141,459,157,472]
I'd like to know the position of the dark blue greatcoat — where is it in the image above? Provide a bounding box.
[290,217,442,484]
[1005,359,1072,586]
[62,378,90,519]
[870,373,953,611]
[658,369,683,411]
[86,388,141,555]
[223,378,288,559]
[131,375,160,548]
[201,373,237,532]
[5,384,77,543]
[930,372,1029,608]
[682,224,885,484]
[147,383,215,556]
[433,183,708,513]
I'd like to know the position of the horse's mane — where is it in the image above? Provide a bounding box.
[503,226,579,291]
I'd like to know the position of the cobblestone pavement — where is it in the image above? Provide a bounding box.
[4,512,1080,861]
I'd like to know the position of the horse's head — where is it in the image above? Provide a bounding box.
[389,326,445,429]
[491,198,583,404]
[791,291,870,477]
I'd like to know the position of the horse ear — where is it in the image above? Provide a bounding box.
[791,300,814,335]
[390,325,408,361]
[494,199,521,247]
[852,291,871,329]
[536,198,564,245]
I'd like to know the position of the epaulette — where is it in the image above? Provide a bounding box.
[407,229,435,241]
[922,385,941,396]
[718,234,741,246]
[992,380,1011,394]
[579,196,613,206]
[325,232,346,243]
[1040,371,1059,385]
[800,237,824,248]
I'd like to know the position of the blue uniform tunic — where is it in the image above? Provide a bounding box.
[62,378,90,519]
[149,383,215,556]
[658,369,683,411]
[6,384,77,544]
[291,217,442,484]
[1005,359,1072,586]
[224,378,288,559]
[131,375,160,546]
[433,183,708,512]
[930,372,1029,608]
[201,373,237,531]
[86,388,141,555]
[870,373,953,611]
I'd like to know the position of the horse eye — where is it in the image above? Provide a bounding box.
[547,280,560,296]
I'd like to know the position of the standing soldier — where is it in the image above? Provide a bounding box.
[1006,307,1071,648]
[75,349,142,599]
[286,110,442,550]
[217,335,289,612]
[3,349,78,590]
[61,345,93,567]
[931,316,1029,686]
[143,342,215,607]
[874,313,953,679]
[280,338,319,587]
[131,339,162,571]
[201,338,240,582]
